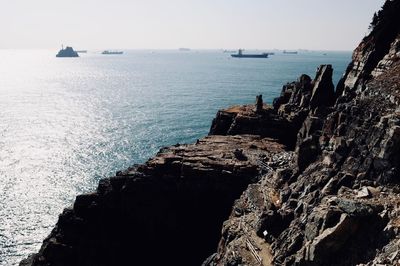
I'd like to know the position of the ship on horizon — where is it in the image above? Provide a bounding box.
[283,50,298,54]
[231,49,268,58]
[102,50,123,55]
[223,49,236,53]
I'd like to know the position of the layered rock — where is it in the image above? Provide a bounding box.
[20,135,286,266]
[206,1,400,265]
[209,105,299,149]
[209,65,334,150]
[336,0,400,95]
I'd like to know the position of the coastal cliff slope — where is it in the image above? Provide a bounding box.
[21,0,400,265]
[207,0,400,265]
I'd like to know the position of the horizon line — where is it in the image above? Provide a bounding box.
[0,47,354,52]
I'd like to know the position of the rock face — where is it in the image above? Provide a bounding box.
[206,1,400,265]
[209,64,334,150]
[336,0,400,95]
[310,65,335,109]
[21,1,400,265]
[20,135,286,266]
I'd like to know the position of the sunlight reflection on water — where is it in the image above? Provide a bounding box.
[0,49,351,265]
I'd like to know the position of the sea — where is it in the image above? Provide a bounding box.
[0,49,351,265]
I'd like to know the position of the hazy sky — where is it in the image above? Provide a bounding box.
[1,0,384,50]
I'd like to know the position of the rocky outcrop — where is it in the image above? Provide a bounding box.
[21,1,400,265]
[209,105,298,149]
[310,65,335,109]
[207,76,400,265]
[206,1,400,265]
[209,65,334,150]
[20,135,286,266]
[336,0,400,95]
[255,95,264,113]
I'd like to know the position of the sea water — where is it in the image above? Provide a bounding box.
[0,49,351,265]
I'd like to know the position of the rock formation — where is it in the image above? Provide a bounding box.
[20,135,287,266]
[255,95,264,113]
[56,46,79,58]
[21,1,400,265]
[206,1,400,265]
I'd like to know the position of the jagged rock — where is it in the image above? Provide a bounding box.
[299,74,312,89]
[336,0,400,93]
[208,109,236,135]
[296,136,320,171]
[209,67,335,150]
[20,135,285,266]
[356,186,372,198]
[210,2,400,265]
[310,65,335,109]
[273,74,312,111]
[255,94,263,113]
[209,105,299,149]
[304,214,353,263]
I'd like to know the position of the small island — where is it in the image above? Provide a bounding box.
[56,46,79,57]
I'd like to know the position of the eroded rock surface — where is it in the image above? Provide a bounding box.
[208,64,334,150]
[206,1,400,265]
[20,135,285,266]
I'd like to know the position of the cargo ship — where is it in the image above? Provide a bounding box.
[283,50,298,54]
[231,49,268,58]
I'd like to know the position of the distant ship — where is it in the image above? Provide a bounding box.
[179,48,191,51]
[223,49,236,53]
[56,46,79,57]
[102,50,123,55]
[283,50,298,54]
[76,50,87,53]
[231,49,268,58]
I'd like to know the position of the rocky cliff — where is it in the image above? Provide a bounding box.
[21,1,400,265]
[206,1,400,265]
[20,135,288,266]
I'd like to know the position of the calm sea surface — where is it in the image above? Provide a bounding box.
[0,49,351,265]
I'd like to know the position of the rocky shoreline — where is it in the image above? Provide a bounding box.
[21,1,400,265]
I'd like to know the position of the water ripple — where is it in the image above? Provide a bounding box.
[0,49,351,265]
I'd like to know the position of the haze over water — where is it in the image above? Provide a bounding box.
[0,49,350,265]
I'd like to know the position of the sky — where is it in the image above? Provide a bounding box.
[0,0,384,50]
